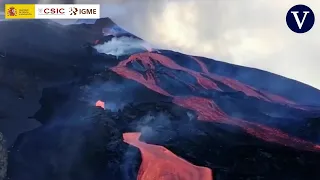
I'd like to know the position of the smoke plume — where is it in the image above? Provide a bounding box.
[1,0,319,89]
[93,37,147,56]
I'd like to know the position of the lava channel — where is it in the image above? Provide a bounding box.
[110,52,320,152]
[189,56,301,108]
[123,132,213,180]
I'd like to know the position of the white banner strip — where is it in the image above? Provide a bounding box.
[35,4,100,19]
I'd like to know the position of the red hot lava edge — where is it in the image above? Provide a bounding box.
[123,132,213,180]
[108,52,320,180]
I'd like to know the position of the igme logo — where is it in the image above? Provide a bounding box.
[69,7,97,15]
[286,4,315,33]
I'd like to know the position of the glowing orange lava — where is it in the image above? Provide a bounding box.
[123,132,213,180]
[95,100,105,109]
[190,56,300,107]
[110,52,320,152]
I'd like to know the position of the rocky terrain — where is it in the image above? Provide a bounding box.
[0,133,7,180]
[1,18,320,180]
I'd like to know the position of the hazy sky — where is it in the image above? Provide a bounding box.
[1,0,320,89]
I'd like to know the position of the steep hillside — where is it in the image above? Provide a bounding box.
[0,18,319,180]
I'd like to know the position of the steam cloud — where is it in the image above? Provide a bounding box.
[83,0,320,89]
[93,37,147,56]
[80,80,140,112]
[0,0,319,89]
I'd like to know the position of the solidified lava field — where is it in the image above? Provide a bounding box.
[1,18,320,180]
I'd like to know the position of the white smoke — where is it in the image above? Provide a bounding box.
[135,112,173,137]
[93,37,147,56]
[1,0,319,89]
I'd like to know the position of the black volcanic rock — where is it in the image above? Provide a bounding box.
[1,17,320,180]
[0,133,7,180]
[0,18,117,145]
[0,18,116,58]
[7,107,138,180]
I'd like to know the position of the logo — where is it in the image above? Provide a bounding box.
[7,7,17,16]
[69,7,78,15]
[286,4,315,33]
[4,4,35,19]
[38,7,65,15]
[34,4,100,19]
[69,7,97,15]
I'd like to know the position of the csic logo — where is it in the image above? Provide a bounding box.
[38,7,65,15]
[286,4,315,33]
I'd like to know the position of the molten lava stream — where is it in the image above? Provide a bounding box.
[95,100,105,109]
[116,53,221,91]
[111,52,320,152]
[123,132,213,180]
[190,56,303,108]
[173,97,320,152]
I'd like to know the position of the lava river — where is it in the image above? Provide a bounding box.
[110,52,320,152]
[109,52,320,180]
[94,101,212,179]
[123,132,212,180]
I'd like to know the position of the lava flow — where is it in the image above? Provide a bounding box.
[173,97,320,152]
[189,56,299,107]
[110,52,320,152]
[95,100,105,109]
[116,53,221,91]
[123,132,213,180]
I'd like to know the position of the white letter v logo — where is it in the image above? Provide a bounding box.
[290,11,310,29]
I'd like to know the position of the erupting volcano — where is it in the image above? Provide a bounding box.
[111,52,320,152]
[1,18,320,180]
